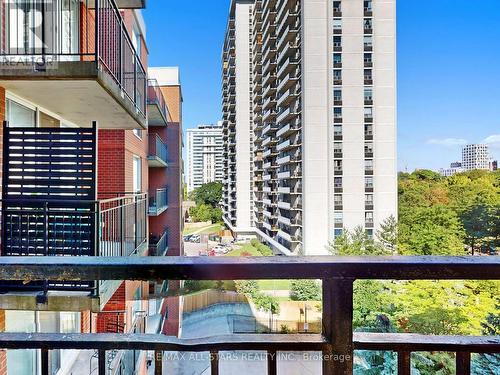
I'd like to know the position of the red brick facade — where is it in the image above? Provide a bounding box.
[98,130,148,194]
[0,310,6,375]
[149,85,183,336]
[96,283,126,333]
[81,310,91,334]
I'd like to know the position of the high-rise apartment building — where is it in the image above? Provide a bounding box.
[186,123,224,193]
[222,0,256,239]
[222,0,397,255]
[462,144,490,171]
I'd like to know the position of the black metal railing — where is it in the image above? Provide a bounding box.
[0,122,148,292]
[0,193,147,292]
[147,78,170,122]
[148,133,168,165]
[0,256,498,375]
[0,0,147,116]
[148,188,168,216]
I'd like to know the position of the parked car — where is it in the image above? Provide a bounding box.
[190,235,201,243]
[213,245,227,254]
[183,235,192,242]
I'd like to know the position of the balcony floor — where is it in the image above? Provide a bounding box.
[0,61,146,129]
[0,291,99,312]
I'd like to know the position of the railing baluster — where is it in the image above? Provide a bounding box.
[154,350,162,375]
[210,350,219,375]
[267,350,277,375]
[322,278,354,375]
[98,349,106,374]
[456,351,471,375]
[41,349,49,375]
[397,351,411,375]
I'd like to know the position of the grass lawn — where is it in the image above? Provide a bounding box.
[226,243,261,256]
[226,243,291,291]
[183,223,223,236]
[257,279,291,290]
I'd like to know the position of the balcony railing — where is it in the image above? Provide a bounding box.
[148,134,169,167]
[0,193,147,293]
[147,79,170,126]
[0,257,498,374]
[148,188,168,216]
[149,230,169,256]
[0,0,147,116]
[0,124,148,293]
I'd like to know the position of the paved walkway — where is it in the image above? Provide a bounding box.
[162,306,321,375]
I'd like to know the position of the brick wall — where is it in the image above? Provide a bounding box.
[0,310,6,375]
[80,3,95,58]
[98,130,148,195]
[157,86,184,258]
[81,311,91,334]
[124,130,148,193]
[98,130,126,194]
[96,282,126,333]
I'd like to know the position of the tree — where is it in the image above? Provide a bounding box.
[411,169,443,181]
[398,206,465,255]
[376,215,399,254]
[190,182,223,207]
[290,280,321,301]
[189,204,213,222]
[328,226,388,256]
[461,203,490,255]
[210,207,223,224]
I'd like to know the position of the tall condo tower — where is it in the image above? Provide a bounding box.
[222,0,397,255]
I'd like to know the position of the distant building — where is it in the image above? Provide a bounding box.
[462,144,490,171]
[186,122,224,193]
[439,161,463,177]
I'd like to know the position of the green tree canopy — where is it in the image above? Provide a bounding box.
[190,182,223,207]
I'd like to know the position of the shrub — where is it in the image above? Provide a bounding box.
[253,293,280,314]
[290,280,322,301]
[235,280,259,297]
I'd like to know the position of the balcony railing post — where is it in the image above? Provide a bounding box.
[43,202,49,256]
[210,351,219,375]
[95,0,100,62]
[98,349,106,375]
[397,351,411,375]
[95,201,101,257]
[134,58,137,107]
[120,200,125,256]
[119,17,124,84]
[322,278,354,375]
[154,350,162,375]
[267,350,277,375]
[135,195,139,251]
[41,349,49,375]
[456,352,471,375]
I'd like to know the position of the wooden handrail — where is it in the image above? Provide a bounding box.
[0,256,498,374]
[0,332,497,353]
[0,256,498,281]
